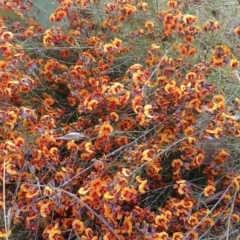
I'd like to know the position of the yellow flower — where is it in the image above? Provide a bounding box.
[136,176,148,193]
[144,104,154,118]
[0,229,12,238]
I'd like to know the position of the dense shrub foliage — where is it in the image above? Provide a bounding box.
[0,0,240,239]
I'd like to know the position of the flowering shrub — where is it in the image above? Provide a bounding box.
[0,0,240,239]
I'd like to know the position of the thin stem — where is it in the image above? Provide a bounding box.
[3,157,9,240]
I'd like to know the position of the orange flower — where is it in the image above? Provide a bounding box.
[183,14,197,24]
[121,4,137,16]
[105,3,116,13]
[137,2,148,11]
[229,58,239,68]
[120,186,137,201]
[0,60,7,69]
[184,35,194,43]
[117,116,136,131]
[121,214,132,235]
[179,44,197,57]
[103,191,114,200]
[65,36,75,46]
[98,59,110,72]
[201,217,214,229]
[43,34,54,47]
[192,153,205,166]
[83,228,98,239]
[19,83,31,93]
[144,21,154,29]
[188,47,196,56]
[188,215,198,226]
[55,171,66,183]
[25,188,39,199]
[103,43,114,53]
[112,37,122,48]
[184,126,196,135]
[204,183,216,197]
[141,149,155,162]
[167,1,177,8]
[172,159,183,168]
[85,99,98,111]
[109,112,119,121]
[214,150,229,164]
[98,123,114,137]
[85,142,95,153]
[55,9,67,22]
[72,219,85,234]
[164,79,176,93]
[234,27,240,36]
[144,104,154,118]
[81,152,94,161]
[106,96,120,110]
[205,127,223,139]
[164,210,172,222]
[136,112,146,126]
[187,137,196,145]
[122,168,131,177]
[132,95,143,113]
[164,13,177,29]
[175,180,187,194]
[159,128,175,144]
[187,231,198,240]
[39,200,54,217]
[78,186,91,195]
[43,222,63,240]
[136,176,148,193]
[6,163,18,175]
[212,94,225,109]
[109,82,124,94]
[211,57,225,67]
[14,137,25,147]
[43,186,53,196]
[132,70,144,86]
[62,0,73,7]
[0,229,12,238]
[90,178,107,196]
[1,31,14,41]
[212,46,231,66]
[231,214,240,223]
[151,43,160,50]
[148,158,163,172]
[150,232,168,239]
[155,215,168,230]
[67,141,79,151]
[188,99,202,112]
[24,27,34,37]
[202,20,220,31]
[44,97,55,106]
[186,72,197,81]
[173,232,184,240]
[231,175,240,191]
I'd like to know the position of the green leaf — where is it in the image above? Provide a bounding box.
[30,0,69,29]
[0,9,26,26]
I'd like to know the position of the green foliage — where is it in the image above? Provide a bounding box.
[30,0,69,28]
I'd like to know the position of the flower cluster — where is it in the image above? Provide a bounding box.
[0,0,240,239]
